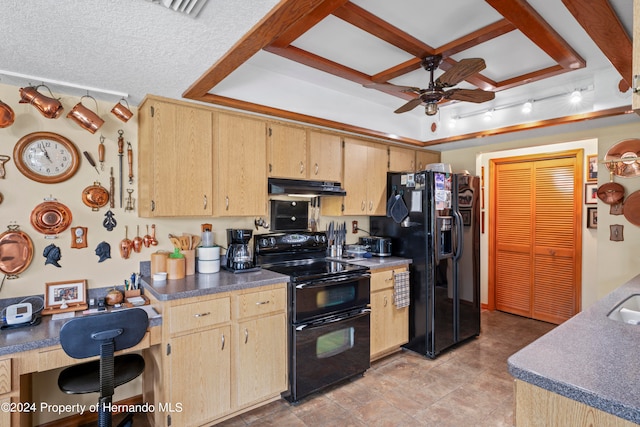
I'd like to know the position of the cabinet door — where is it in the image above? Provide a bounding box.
[342,138,369,215]
[367,142,388,216]
[268,123,307,179]
[216,113,267,216]
[151,102,214,216]
[235,313,287,408]
[415,151,441,171]
[308,131,342,182]
[169,326,231,427]
[370,289,408,359]
[388,146,415,172]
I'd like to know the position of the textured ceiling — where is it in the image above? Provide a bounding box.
[0,0,637,150]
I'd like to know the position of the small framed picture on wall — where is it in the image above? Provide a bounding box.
[585,183,598,204]
[587,154,598,182]
[587,207,597,229]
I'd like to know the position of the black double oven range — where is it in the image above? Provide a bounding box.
[255,231,371,403]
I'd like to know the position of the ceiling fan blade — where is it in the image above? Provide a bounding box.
[445,88,495,103]
[364,82,421,94]
[436,58,486,87]
[394,97,423,113]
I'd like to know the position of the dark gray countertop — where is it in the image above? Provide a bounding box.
[328,256,411,269]
[140,268,290,301]
[508,274,640,424]
[0,308,162,357]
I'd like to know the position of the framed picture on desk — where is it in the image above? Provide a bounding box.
[42,279,88,315]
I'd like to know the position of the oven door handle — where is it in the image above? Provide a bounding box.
[295,273,371,289]
[295,308,371,331]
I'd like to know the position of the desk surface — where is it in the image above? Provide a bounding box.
[0,309,161,357]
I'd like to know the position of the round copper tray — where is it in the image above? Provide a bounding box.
[624,190,640,226]
[30,201,73,235]
[0,227,34,276]
[82,182,109,211]
[605,139,640,177]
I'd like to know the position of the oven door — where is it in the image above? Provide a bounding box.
[292,274,370,323]
[288,308,371,402]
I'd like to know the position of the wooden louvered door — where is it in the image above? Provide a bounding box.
[490,151,582,324]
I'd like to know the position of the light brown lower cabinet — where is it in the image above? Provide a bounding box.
[370,266,409,361]
[514,379,636,427]
[148,283,287,427]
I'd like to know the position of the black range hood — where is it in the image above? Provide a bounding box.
[268,178,346,196]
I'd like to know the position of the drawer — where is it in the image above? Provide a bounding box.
[235,287,286,319]
[0,359,10,394]
[370,267,407,292]
[169,297,230,335]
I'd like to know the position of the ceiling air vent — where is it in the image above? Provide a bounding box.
[147,0,208,18]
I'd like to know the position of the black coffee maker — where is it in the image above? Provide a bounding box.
[225,229,255,271]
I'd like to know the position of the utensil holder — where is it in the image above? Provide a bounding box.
[181,249,195,275]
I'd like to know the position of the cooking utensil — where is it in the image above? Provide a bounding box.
[83,151,99,174]
[169,234,182,250]
[143,225,152,248]
[81,182,109,211]
[117,130,124,208]
[19,85,64,119]
[30,200,73,235]
[132,225,143,253]
[0,99,15,128]
[597,171,624,205]
[127,141,133,184]
[623,190,640,226]
[604,138,640,177]
[120,226,132,259]
[150,224,158,246]
[0,224,34,279]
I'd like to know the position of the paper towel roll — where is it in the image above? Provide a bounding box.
[197,246,220,261]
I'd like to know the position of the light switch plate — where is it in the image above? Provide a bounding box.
[71,226,88,248]
[610,224,624,241]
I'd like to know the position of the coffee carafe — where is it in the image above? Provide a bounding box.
[225,229,255,271]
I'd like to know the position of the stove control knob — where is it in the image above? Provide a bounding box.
[269,237,277,246]
[259,238,270,247]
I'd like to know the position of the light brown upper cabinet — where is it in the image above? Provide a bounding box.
[342,138,387,216]
[267,123,307,179]
[388,146,415,172]
[268,125,342,183]
[308,131,342,182]
[138,95,214,217]
[214,113,268,217]
[415,150,441,171]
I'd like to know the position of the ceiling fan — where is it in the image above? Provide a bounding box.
[365,54,495,116]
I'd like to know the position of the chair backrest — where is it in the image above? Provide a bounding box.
[59,308,149,359]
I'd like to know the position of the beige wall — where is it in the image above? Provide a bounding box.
[442,120,640,311]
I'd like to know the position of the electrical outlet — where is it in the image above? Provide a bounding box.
[352,220,358,234]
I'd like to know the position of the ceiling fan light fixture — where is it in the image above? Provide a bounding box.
[483,110,494,121]
[522,100,533,114]
[448,116,458,128]
[425,103,438,116]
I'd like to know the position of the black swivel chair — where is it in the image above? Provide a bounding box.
[58,308,149,427]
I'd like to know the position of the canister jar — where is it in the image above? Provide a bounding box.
[166,257,185,280]
[151,250,170,274]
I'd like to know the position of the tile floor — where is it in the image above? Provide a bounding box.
[217,310,556,427]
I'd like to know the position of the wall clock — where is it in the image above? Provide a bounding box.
[13,132,80,183]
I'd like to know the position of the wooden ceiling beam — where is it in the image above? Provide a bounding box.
[561,0,632,86]
[485,0,585,70]
[183,0,345,99]
[437,19,516,58]
[332,2,433,58]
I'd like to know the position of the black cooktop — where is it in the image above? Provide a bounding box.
[263,259,367,282]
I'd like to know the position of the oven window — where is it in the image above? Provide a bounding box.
[316,287,356,308]
[316,327,354,359]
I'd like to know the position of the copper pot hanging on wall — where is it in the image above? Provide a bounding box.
[19,85,64,119]
[0,100,15,128]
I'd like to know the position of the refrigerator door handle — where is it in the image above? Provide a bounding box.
[452,208,464,261]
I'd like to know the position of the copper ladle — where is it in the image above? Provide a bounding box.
[132,225,143,253]
[143,224,152,248]
[150,224,158,246]
[120,225,132,259]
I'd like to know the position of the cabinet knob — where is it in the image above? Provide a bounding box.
[194,312,211,318]
[244,328,249,344]
[221,333,225,351]
[361,200,366,211]
[225,196,229,211]
[369,201,373,211]
[300,161,305,174]
[151,200,155,212]
[203,195,207,210]
[384,296,388,307]
[314,163,319,175]
[255,300,271,305]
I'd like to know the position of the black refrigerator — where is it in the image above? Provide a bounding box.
[370,170,480,358]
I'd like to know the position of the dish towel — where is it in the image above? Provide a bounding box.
[393,271,410,308]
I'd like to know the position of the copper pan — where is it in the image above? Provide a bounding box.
[597,170,625,205]
[19,85,64,119]
[604,138,640,178]
[120,225,132,259]
[0,100,15,128]
[67,95,104,134]
[0,225,34,279]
